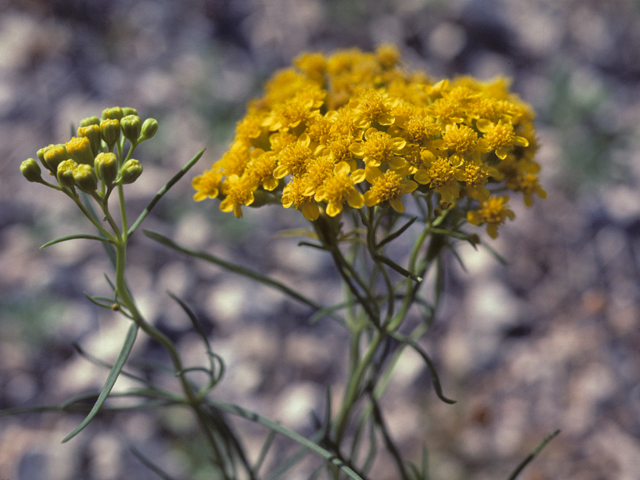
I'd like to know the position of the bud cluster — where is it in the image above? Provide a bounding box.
[20,107,157,196]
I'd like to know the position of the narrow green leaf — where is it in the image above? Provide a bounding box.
[41,234,114,249]
[205,398,364,480]
[507,429,560,480]
[390,332,456,404]
[130,446,178,480]
[127,149,205,237]
[145,231,341,325]
[253,429,277,475]
[83,292,116,310]
[62,322,139,442]
[377,216,417,249]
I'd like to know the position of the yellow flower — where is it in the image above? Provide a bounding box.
[467,196,515,239]
[274,134,313,179]
[215,147,251,177]
[375,44,401,69]
[508,172,547,207]
[314,162,365,217]
[191,169,222,202]
[350,88,395,129]
[282,177,320,221]
[364,168,417,212]
[441,124,478,155]
[477,119,529,159]
[262,90,323,132]
[458,162,492,201]
[414,156,461,203]
[219,175,255,218]
[301,155,336,196]
[244,149,279,191]
[349,128,406,168]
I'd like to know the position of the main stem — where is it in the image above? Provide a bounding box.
[113,238,228,474]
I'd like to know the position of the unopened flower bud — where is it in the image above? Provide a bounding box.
[102,106,124,120]
[20,158,43,182]
[121,115,142,143]
[119,159,143,184]
[44,144,71,173]
[73,164,98,193]
[57,159,78,189]
[95,152,118,185]
[78,124,101,156]
[80,116,101,127]
[100,119,120,150]
[66,136,95,166]
[122,107,138,116]
[139,118,158,141]
[37,144,56,173]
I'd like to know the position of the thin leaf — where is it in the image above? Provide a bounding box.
[253,429,277,475]
[507,429,560,480]
[308,301,349,326]
[377,216,417,249]
[205,398,364,480]
[145,231,341,324]
[127,149,205,236]
[62,322,139,442]
[83,293,117,310]
[130,446,178,480]
[390,332,456,405]
[40,234,114,249]
[375,254,423,282]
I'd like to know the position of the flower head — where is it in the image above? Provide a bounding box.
[193,46,543,239]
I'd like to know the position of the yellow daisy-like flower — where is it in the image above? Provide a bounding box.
[441,124,479,155]
[274,134,313,179]
[364,168,417,212]
[349,128,406,169]
[477,119,529,159]
[192,169,223,201]
[414,156,462,203]
[314,162,365,217]
[467,196,515,239]
[350,88,395,129]
[282,176,320,221]
[219,175,255,218]
[244,149,279,191]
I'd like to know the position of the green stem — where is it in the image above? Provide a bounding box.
[334,329,384,445]
[113,239,235,479]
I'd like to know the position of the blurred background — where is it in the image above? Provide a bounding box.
[2,0,640,479]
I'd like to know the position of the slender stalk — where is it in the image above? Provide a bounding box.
[112,238,238,479]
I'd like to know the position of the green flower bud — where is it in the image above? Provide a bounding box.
[100,119,121,150]
[102,106,124,120]
[57,159,78,189]
[95,152,118,185]
[139,118,158,141]
[80,116,101,127]
[77,124,102,156]
[73,164,98,193]
[20,158,43,183]
[122,107,138,116]
[120,115,142,143]
[119,159,143,184]
[44,144,71,173]
[65,136,95,166]
[37,144,55,173]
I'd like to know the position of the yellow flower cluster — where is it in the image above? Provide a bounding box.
[193,45,545,237]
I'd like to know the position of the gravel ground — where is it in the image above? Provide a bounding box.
[2,1,640,479]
